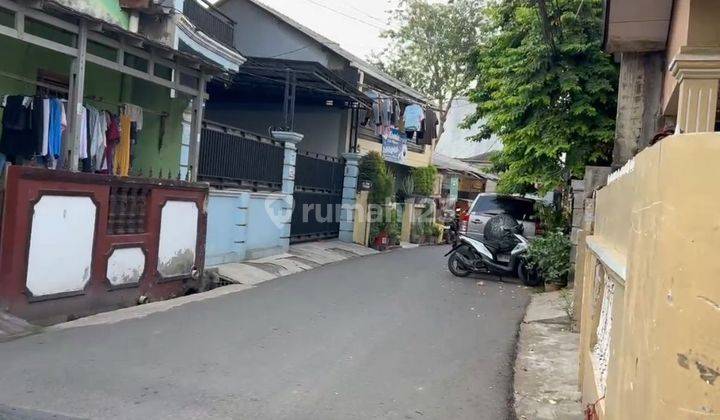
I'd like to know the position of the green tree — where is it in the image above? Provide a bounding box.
[467,0,617,194]
[373,0,484,134]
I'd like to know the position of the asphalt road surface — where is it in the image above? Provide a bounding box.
[0,246,530,420]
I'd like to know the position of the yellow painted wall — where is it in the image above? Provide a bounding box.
[663,0,720,114]
[357,136,432,168]
[577,133,720,419]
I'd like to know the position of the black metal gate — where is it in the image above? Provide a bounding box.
[290,151,345,243]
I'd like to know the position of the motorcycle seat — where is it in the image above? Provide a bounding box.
[482,238,518,255]
[483,242,499,254]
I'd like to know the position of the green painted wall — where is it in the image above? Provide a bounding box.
[54,0,130,29]
[0,36,188,174]
[127,77,189,176]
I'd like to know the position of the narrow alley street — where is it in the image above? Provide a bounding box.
[0,246,529,420]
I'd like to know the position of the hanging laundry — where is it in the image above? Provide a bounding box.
[380,97,393,128]
[403,103,424,135]
[123,103,143,131]
[423,109,439,144]
[41,99,50,156]
[364,90,382,133]
[84,105,107,171]
[47,99,65,158]
[391,98,401,126]
[101,111,120,174]
[31,97,44,155]
[75,106,88,160]
[0,95,35,163]
[114,115,132,176]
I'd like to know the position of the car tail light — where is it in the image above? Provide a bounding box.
[535,219,544,236]
[459,213,470,234]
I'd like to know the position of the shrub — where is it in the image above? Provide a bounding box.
[535,202,570,233]
[398,176,415,201]
[411,165,438,197]
[527,230,572,285]
[359,151,394,204]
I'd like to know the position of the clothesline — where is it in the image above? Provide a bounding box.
[358,82,441,111]
[84,96,168,118]
[0,69,165,118]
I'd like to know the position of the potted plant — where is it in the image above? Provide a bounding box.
[526,230,572,291]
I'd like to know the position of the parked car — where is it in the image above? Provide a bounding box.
[461,194,541,240]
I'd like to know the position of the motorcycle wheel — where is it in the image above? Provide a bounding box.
[518,262,542,287]
[448,248,471,277]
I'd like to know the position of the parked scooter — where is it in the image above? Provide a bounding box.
[443,210,461,245]
[445,214,542,286]
[442,200,472,246]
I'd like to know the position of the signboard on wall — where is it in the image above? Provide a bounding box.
[449,176,459,200]
[382,128,408,165]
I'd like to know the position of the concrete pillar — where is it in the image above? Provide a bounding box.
[353,191,370,246]
[66,21,88,171]
[612,52,664,169]
[272,131,303,251]
[676,78,718,133]
[671,54,720,134]
[188,76,208,181]
[400,198,414,243]
[339,152,360,243]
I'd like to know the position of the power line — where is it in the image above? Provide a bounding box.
[269,45,311,58]
[298,0,386,31]
[328,0,388,25]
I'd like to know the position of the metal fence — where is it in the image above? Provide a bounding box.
[198,121,284,191]
[183,0,235,48]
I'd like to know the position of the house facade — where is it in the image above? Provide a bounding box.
[199,0,437,265]
[0,0,239,323]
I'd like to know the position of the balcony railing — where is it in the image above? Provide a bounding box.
[358,126,426,153]
[183,0,235,48]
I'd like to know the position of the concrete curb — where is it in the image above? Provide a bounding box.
[513,291,582,420]
[215,240,378,286]
[47,241,378,332]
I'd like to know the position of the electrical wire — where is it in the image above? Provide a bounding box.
[320,0,388,25]
[268,45,312,58]
[297,0,386,31]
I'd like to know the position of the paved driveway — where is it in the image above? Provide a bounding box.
[0,246,530,420]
